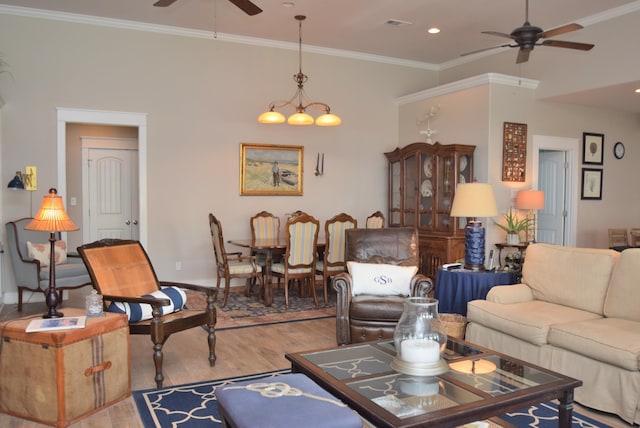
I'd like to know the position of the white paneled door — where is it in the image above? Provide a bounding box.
[82,138,139,241]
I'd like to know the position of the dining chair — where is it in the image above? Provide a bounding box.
[315,213,357,304]
[630,228,640,247]
[250,211,280,241]
[77,239,217,388]
[209,213,263,307]
[365,211,385,228]
[271,212,320,308]
[608,228,628,249]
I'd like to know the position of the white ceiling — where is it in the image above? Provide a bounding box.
[1,0,640,113]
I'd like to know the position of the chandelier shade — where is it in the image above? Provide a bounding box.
[258,15,341,127]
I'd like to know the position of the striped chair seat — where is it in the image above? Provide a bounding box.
[229,261,262,275]
[272,263,312,274]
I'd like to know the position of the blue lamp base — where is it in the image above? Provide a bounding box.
[464,220,486,271]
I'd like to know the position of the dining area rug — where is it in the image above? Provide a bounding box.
[185,286,336,330]
[133,369,612,428]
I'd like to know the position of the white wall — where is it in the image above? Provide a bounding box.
[0,13,436,301]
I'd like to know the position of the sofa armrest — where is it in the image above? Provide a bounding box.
[410,274,434,297]
[332,272,353,345]
[486,283,534,304]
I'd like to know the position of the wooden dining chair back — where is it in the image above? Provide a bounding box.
[209,213,263,307]
[271,212,320,308]
[77,239,217,388]
[608,228,629,248]
[250,211,280,241]
[315,213,357,304]
[366,211,385,228]
[630,228,640,247]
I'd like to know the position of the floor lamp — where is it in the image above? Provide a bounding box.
[450,183,498,271]
[25,188,79,318]
[516,190,545,243]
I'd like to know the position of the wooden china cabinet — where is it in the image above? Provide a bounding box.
[385,142,476,278]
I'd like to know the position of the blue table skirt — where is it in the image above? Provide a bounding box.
[434,268,515,316]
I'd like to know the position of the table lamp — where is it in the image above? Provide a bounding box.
[516,189,545,243]
[450,183,498,271]
[25,188,79,318]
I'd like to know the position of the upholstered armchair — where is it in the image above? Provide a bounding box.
[333,227,433,345]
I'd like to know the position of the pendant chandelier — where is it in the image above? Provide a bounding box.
[258,15,341,127]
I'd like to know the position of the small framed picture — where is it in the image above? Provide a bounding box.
[582,132,604,165]
[581,168,603,200]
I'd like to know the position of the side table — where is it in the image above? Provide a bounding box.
[434,268,515,316]
[0,308,130,428]
[495,242,529,281]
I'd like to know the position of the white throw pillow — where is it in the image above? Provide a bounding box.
[348,261,417,296]
[27,240,67,267]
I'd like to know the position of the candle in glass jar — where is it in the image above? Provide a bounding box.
[401,338,440,363]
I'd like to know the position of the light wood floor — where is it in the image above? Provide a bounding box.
[0,290,634,427]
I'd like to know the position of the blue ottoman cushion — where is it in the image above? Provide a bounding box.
[216,373,362,428]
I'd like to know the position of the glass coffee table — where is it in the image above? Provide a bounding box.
[286,338,581,428]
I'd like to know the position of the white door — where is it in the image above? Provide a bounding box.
[82,138,139,241]
[538,150,567,245]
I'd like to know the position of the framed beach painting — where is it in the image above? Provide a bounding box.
[240,143,303,196]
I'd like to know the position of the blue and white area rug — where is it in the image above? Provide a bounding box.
[133,370,611,428]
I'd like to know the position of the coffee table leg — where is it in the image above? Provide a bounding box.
[557,389,575,428]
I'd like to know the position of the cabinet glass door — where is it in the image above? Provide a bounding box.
[403,155,417,226]
[389,160,401,226]
[419,154,434,229]
[436,154,455,232]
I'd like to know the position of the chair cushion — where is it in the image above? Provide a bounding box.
[347,261,417,296]
[107,286,187,322]
[27,240,67,267]
[350,295,406,322]
[228,260,260,275]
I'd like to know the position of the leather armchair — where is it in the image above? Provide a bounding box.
[333,227,433,345]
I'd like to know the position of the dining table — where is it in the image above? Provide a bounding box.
[228,238,325,306]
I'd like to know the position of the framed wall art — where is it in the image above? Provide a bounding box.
[502,122,527,182]
[581,168,603,200]
[582,132,604,165]
[240,143,303,196]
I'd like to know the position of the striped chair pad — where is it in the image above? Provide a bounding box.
[325,221,355,264]
[315,261,346,272]
[228,261,261,275]
[253,217,279,240]
[272,262,312,275]
[287,222,318,265]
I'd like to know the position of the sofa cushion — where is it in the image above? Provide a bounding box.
[548,318,640,371]
[347,261,417,296]
[522,243,618,315]
[466,299,602,346]
[604,249,640,322]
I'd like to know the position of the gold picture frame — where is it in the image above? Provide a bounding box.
[240,143,303,196]
[502,122,527,182]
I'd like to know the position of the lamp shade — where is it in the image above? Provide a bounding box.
[258,110,286,124]
[516,189,545,210]
[450,183,499,218]
[25,188,78,233]
[287,112,314,125]
[7,172,25,190]
[315,113,342,127]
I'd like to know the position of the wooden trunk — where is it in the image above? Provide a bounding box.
[0,309,130,428]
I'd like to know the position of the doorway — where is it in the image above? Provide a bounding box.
[532,135,578,247]
[56,108,148,246]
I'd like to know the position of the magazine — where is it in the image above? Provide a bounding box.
[26,315,87,333]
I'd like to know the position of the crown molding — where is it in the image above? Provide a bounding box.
[396,73,540,105]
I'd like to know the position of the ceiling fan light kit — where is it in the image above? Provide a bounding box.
[462,0,594,64]
[258,15,341,127]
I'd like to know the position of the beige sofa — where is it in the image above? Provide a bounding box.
[466,243,640,424]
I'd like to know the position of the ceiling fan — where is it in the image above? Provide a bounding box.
[462,0,594,64]
[153,0,262,16]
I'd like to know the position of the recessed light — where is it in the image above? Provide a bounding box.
[282,1,295,7]
[635,88,640,93]
[428,27,441,34]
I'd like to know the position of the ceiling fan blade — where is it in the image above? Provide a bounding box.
[516,48,531,64]
[541,39,594,51]
[228,0,262,16]
[539,23,583,39]
[482,31,514,40]
[153,0,178,6]
[461,43,512,57]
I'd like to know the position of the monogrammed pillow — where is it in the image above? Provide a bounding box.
[347,261,417,296]
[26,240,68,267]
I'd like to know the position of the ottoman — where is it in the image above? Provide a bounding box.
[216,373,362,428]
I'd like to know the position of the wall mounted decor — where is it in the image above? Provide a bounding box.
[582,132,604,165]
[240,143,303,196]
[581,168,603,200]
[502,122,527,182]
